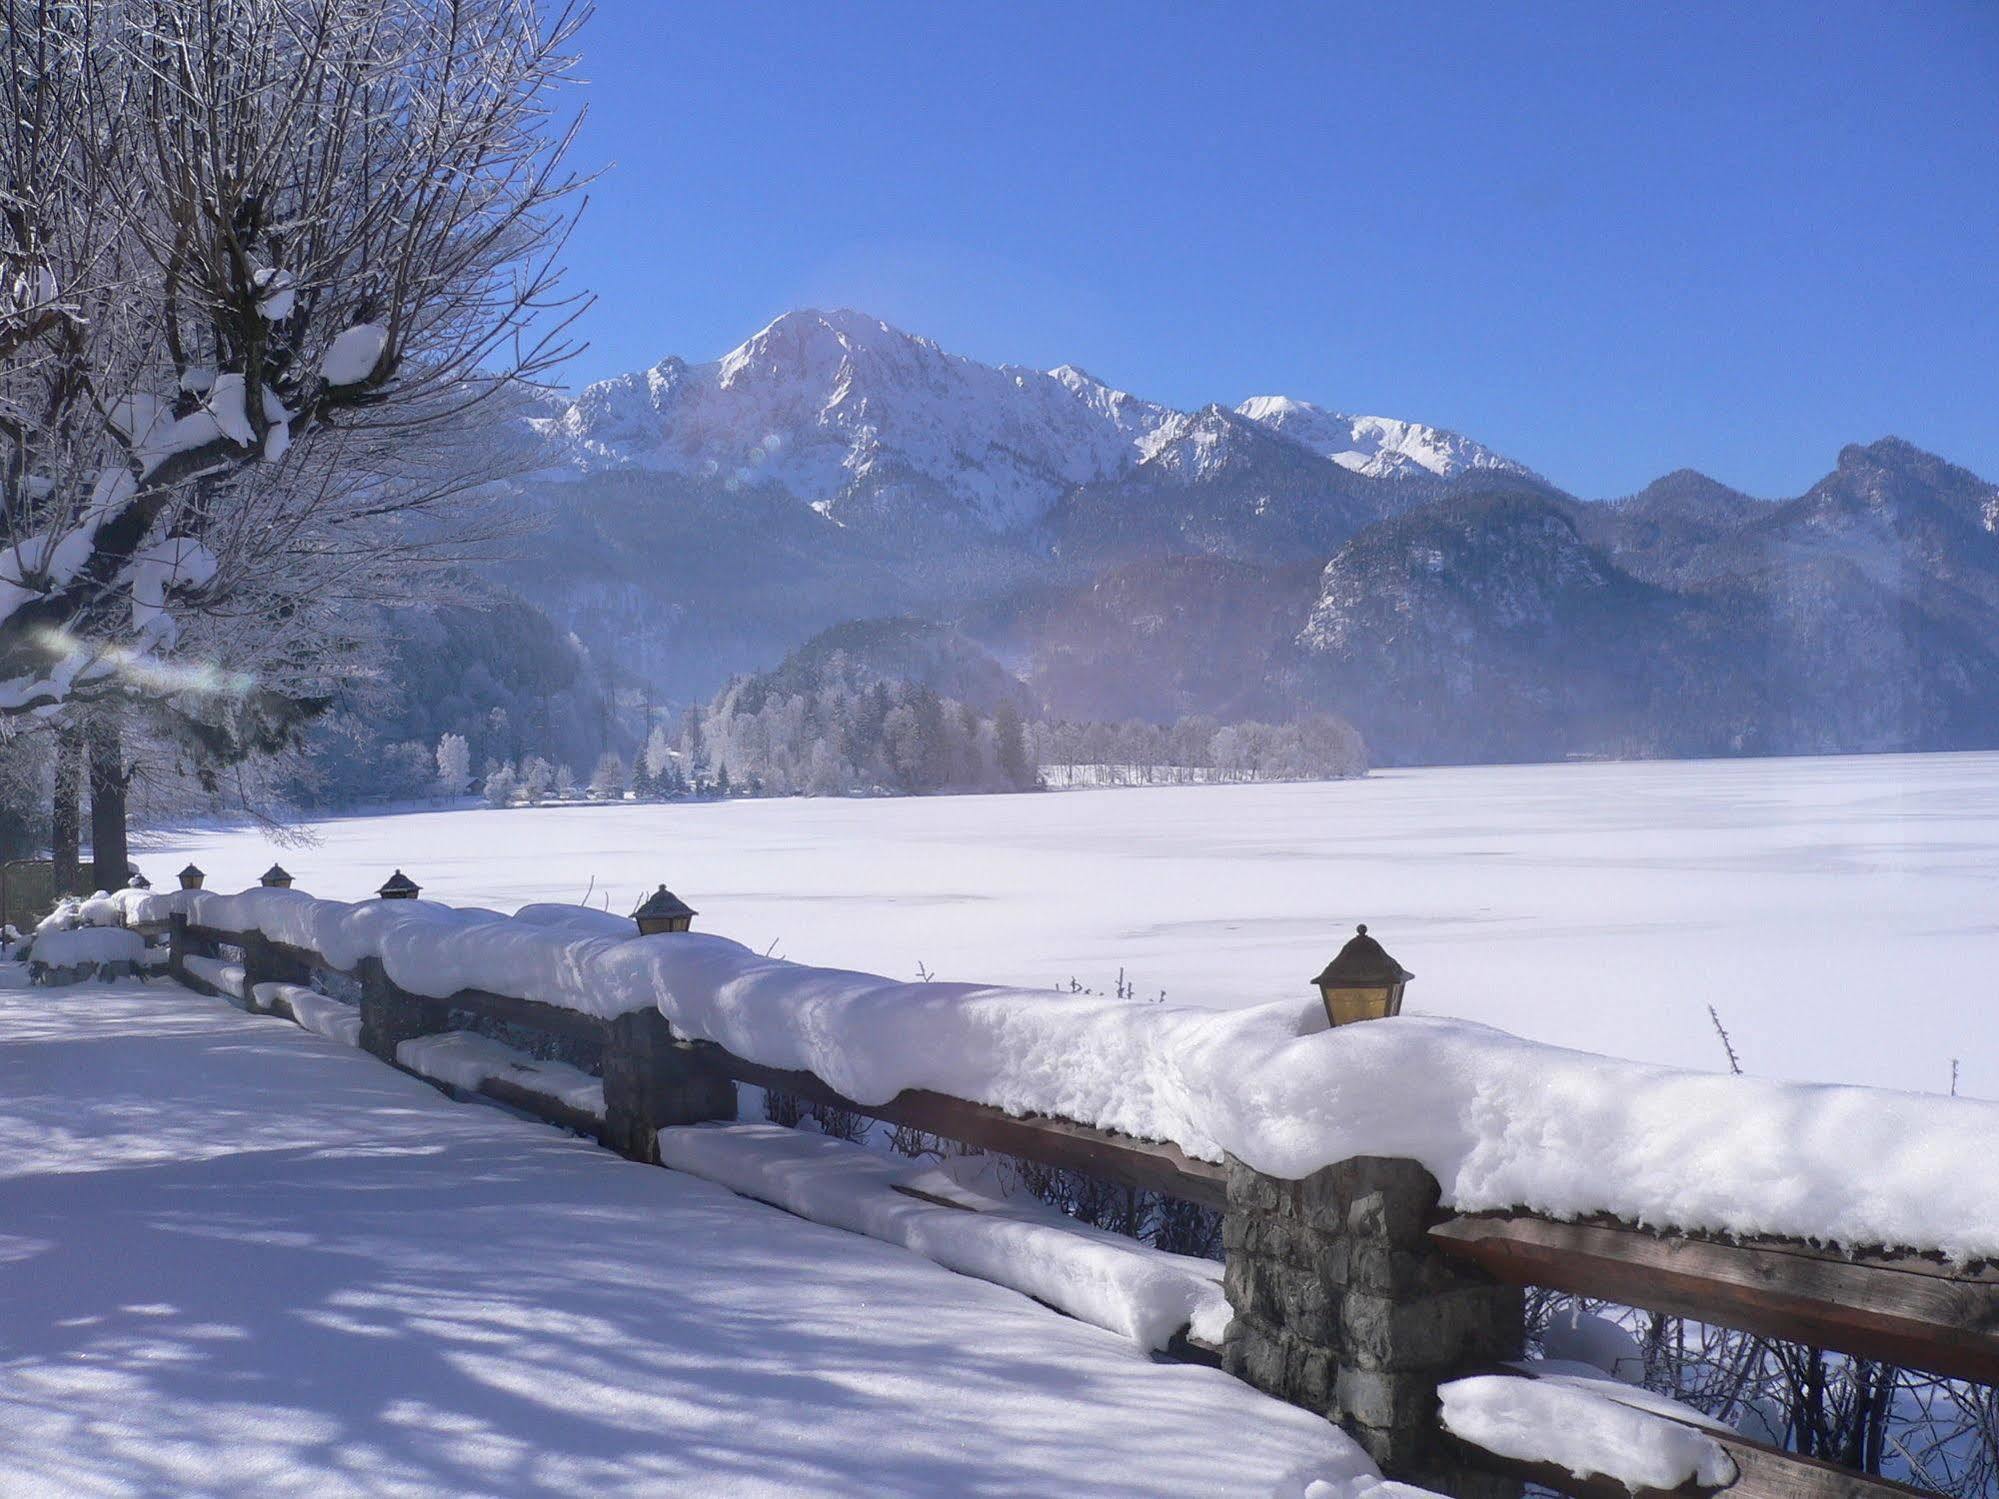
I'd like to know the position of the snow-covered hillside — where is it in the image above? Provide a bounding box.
[1235,395,1534,481]
[529,309,1529,530]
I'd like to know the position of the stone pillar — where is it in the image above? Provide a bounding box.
[601,1008,736,1163]
[1223,1155,1523,1497]
[356,956,448,1064]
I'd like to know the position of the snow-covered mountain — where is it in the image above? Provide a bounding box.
[1233,395,1534,481]
[537,310,1158,532]
[504,311,1999,766]
[531,310,1530,531]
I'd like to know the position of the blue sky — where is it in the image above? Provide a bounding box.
[557,1,1997,497]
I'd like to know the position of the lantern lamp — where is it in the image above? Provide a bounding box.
[260,864,293,889]
[377,870,422,900]
[632,885,697,936]
[177,864,206,891]
[1311,924,1412,1027]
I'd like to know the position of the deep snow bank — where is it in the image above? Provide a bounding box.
[658,1122,1228,1349]
[131,886,1999,1259]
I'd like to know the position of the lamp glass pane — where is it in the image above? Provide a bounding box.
[1322,985,1393,1027]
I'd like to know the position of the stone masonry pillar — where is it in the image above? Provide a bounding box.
[601,1008,736,1163]
[1223,1154,1523,1497]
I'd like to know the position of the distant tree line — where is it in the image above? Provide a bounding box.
[1032,714,1367,786]
[469,670,1366,807]
[72,606,1370,828]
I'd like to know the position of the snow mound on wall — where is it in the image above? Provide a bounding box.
[38,892,135,934]
[1441,1373,1737,1492]
[657,1122,1227,1350]
[142,885,1999,1260]
[30,927,147,968]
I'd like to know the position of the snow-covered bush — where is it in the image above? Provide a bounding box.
[26,925,147,985]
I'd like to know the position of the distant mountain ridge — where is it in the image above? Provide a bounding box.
[1296,440,1999,760]
[487,312,1999,768]
[529,309,1532,534]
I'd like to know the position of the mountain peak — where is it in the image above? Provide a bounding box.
[1620,468,1759,510]
[1234,396,1533,481]
[1834,435,1961,479]
[1810,437,1998,536]
[717,308,931,390]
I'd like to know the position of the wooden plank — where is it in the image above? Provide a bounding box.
[440,988,610,1049]
[1714,1435,1943,1499]
[1454,1433,1938,1499]
[703,1047,1230,1211]
[1431,1214,1999,1386]
[477,1075,607,1140]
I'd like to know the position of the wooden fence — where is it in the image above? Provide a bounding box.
[152,895,1995,1499]
[0,859,55,933]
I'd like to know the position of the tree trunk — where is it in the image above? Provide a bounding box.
[52,720,85,894]
[87,713,129,893]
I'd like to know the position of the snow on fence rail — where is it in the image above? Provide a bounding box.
[125,882,1997,1499]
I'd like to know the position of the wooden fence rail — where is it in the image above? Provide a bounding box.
[152,899,1992,1499]
[1432,1214,1999,1389]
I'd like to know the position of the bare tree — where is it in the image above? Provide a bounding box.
[0,0,591,722]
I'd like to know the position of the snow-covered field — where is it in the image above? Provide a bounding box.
[147,751,1999,1096]
[0,976,1375,1498]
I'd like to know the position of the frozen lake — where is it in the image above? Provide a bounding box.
[147,752,1999,1097]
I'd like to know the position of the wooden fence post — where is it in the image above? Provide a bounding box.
[356,956,449,1064]
[601,1009,736,1163]
[1223,1154,1524,1497]
[167,911,189,986]
[240,932,312,1010]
